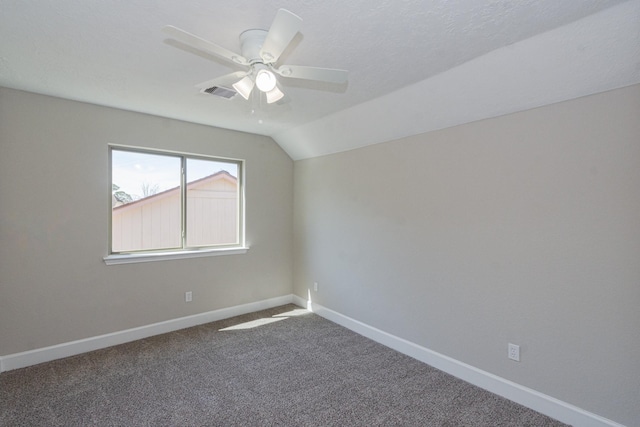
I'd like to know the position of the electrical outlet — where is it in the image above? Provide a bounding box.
[313,282,318,292]
[185,291,192,302]
[508,343,520,361]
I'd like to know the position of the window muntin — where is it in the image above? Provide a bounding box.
[110,147,243,254]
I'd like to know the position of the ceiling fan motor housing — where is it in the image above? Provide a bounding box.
[239,29,269,65]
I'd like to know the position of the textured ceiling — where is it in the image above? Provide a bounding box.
[1,1,639,159]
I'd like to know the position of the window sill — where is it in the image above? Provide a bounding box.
[103,247,249,265]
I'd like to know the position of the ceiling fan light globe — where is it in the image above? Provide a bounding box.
[255,69,277,92]
[232,76,255,100]
[266,86,285,104]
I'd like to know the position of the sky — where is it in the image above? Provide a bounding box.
[112,149,238,199]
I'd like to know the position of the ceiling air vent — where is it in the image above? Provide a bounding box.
[201,86,236,99]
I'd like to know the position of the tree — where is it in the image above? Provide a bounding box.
[141,182,160,198]
[112,184,133,206]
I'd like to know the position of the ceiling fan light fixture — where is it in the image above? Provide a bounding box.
[265,86,285,104]
[255,68,278,93]
[232,76,255,100]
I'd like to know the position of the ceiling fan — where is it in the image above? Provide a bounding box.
[163,9,348,104]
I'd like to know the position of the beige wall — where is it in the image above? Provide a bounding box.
[0,87,293,355]
[293,84,640,426]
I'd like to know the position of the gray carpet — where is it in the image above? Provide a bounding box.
[1,304,569,426]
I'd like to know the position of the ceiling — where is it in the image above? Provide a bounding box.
[1,1,638,160]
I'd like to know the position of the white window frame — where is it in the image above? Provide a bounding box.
[104,145,248,265]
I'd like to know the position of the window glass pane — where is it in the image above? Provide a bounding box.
[111,150,181,252]
[186,158,239,247]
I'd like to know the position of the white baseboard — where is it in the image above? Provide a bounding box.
[0,294,295,373]
[293,295,625,427]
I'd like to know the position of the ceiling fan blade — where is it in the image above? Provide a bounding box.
[275,65,348,84]
[163,25,249,66]
[260,9,302,63]
[195,71,248,90]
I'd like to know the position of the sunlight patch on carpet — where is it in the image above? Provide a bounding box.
[219,308,310,331]
[219,317,287,331]
[273,308,309,317]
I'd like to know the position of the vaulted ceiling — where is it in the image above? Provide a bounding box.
[1,1,638,160]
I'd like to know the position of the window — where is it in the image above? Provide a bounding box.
[106,146,245,263]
